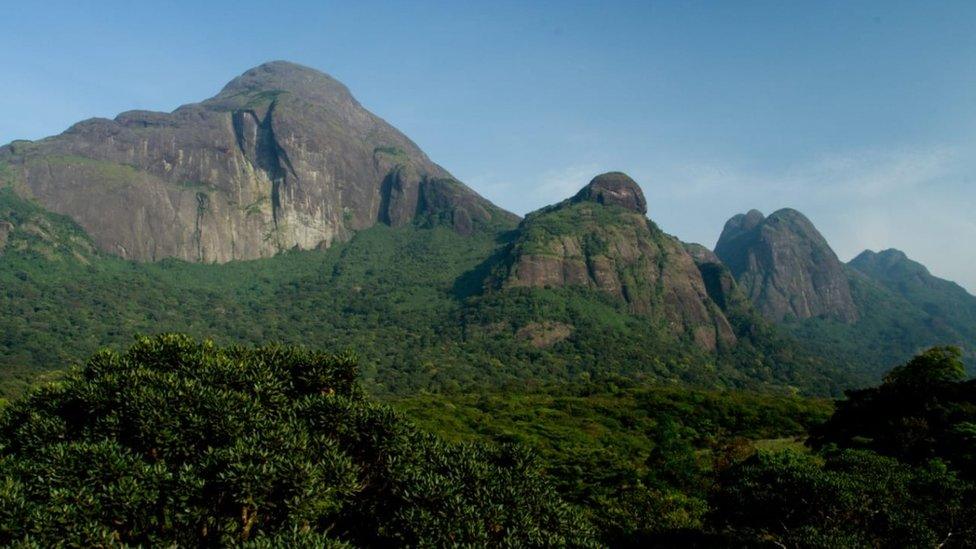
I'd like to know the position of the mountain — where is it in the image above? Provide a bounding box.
[713,207,975,377]
[849,249,976,348]
[0,61,516,262]
[5,60,963,397]
[714,208,858,323]
[850,249,976,322]
[1,161,853,398]
[490,172,736,351]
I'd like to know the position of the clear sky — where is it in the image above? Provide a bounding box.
[3,1,975,291]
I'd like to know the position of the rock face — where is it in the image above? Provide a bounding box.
[0,61,516,262]
[683,242,722,266]
[571,171,647,214]
[684,243,739,313]
[493,173,736,351]
[715,208,858,323]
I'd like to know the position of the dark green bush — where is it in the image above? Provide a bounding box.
[0,334,595,547]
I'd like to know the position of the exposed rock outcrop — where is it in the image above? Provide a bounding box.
[0,61,516,262]
[571,171,647,214]
[715,208,858,323]
[493,172,737,351]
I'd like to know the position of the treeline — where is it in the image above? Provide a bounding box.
[0,337,973,546]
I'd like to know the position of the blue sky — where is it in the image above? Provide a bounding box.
[2,1,975,291]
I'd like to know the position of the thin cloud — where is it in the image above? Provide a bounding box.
[470,163,602,215]
[642,145,976,293]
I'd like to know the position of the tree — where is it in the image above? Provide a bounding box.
[0,334,596,547]
[711,449,969,547]
[811,346,976,472]
[883,346,966,386]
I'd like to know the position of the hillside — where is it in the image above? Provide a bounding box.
[850,249,976,340]
[490,172,737,351]
[0,175,854,398]
[714,209,976,377]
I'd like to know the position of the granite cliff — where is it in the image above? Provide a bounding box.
[715,208,858,323]
[0,61,516,262]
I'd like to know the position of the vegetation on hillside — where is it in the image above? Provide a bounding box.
[398,348,976,546]
[713,345,976,546]
[0,188,848,399]
[784,269,976,379]
[394,384,831,544]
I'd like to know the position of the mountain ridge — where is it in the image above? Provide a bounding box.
[714,207,859,323]
[0,61,517,263]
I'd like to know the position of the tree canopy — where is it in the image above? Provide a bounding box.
[0,335,595,547]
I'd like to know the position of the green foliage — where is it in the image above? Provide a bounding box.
[0,335,595,546]
[711,347,976,547]
[783,269,976,380]
[394,385,831,544]
[712,448,972,547]
[0,187,843,400]
[812,346,976,473]
[514,199,642,257]
[884,345,966,385]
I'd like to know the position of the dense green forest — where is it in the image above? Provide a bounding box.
[0,187,846,400]
[1,337,972,546]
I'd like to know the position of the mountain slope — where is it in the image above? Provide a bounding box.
[849,249,976,336]
[715,208,858,323]
[713,207,974,377]
[490,173,736,351]
[0,61,516,262]
[0,173,853,398]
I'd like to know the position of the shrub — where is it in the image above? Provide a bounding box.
[0,334,595,547]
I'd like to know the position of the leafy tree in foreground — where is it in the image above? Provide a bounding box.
[811,346,976,473]
[711,347,976,547]
[0,334,596,547]
[712,448,970,547]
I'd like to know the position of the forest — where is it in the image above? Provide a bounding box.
[0,336,972,546]
[2,45,975,547]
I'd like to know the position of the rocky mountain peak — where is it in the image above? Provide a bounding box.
[849,248,958,292]
[493,174,736,351]
[0,61,516,263]
[715,207,859,323]
[572,172,647,214]
[722,209,766,235]
[212,61,358,109]
[850,249,914,272]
